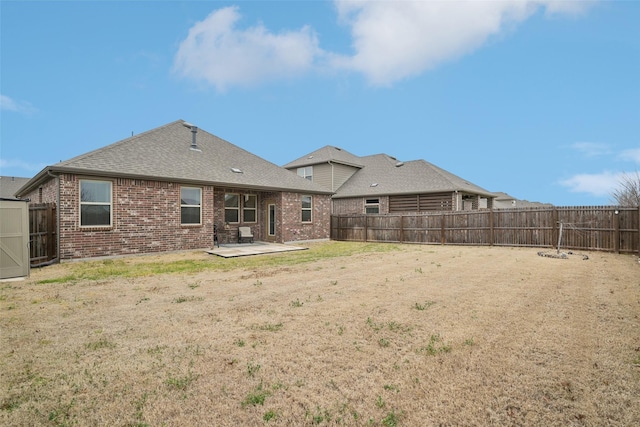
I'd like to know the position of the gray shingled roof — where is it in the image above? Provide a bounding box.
[18,120,331,196]
[493,192,553,208]
[284,145,363,169]
[0,176,31,199]
[333,154,495,198]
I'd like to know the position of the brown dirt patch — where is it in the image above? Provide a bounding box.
[1,243,639,426]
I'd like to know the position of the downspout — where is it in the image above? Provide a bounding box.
[328,161,335,215]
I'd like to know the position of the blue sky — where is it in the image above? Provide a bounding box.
[1,0,638,206]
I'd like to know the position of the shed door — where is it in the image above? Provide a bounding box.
[0,201,30,279]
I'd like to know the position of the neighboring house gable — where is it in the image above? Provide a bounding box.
[16,120,332,260]
[284,145,363,192]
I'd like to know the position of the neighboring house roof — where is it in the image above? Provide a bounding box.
[493,192,516,201]
[17,120,332,197]
[0,176,31,199]
[284,145,364,169]
[493,192,553,208]
[332,154,495,199]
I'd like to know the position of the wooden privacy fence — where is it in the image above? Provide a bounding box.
[29,203,57,266]
[331,206,640,255]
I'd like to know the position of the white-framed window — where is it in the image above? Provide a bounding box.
[243,194,257,223]
[80,179,112,227]
[225,193,239,223]
[365,198,380,214]
[181,187,202,225]
[297,166,313,181]
[301,195,312,223]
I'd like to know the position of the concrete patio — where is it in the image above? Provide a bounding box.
[206,242,307,258]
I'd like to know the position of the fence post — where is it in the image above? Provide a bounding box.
[399,215,404,244]
[638,206,640,257]
[613,208,620,254]
[363,215,367,242]
[47,204,55,261]
[489,209,494,246]
[331,215,335,240]
[440,213,446,245]
[552,207,558,249]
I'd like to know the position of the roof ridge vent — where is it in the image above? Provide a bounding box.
[395,161,404,167]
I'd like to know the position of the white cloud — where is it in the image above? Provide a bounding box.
[0,94,36,114]
[571,142,612,157]
[559,171,622,197]
[543,0,594,16]
[619,148,640,163]
[173,6,323,91]
[331,0,595,86]
[173,1,595,90]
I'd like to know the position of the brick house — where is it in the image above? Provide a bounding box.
[284,146,495,215]
[16,120,332,260]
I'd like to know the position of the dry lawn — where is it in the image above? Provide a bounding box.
[1,242,639,426]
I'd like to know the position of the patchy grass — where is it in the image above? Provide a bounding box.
[241,382,270,407]
[35,241,402,284]
[416,334,452,356]
[85,338,116,351]
[2,242,638,426]
[172,295,204,303]
[166,371,199,391]
[414,300,435,311]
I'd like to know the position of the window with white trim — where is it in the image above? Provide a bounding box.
[297,166,313,181]
[80,180,112,227]
[301,195,312,222]
[365,198,380,214]
[181,187,202,225]
[243,194,257,223]
[225,193,239,223]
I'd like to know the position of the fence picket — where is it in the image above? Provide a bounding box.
[331,206,640,255]
[29,203,57,265]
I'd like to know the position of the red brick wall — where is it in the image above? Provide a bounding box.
[281,192,331,242]
[213,187,266,244]
[23,176,58,204]
[24,175,331,259]
[56,175,215,259]
[214,189,330,243]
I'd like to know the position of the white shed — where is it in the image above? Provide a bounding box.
[0,199,30,279]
